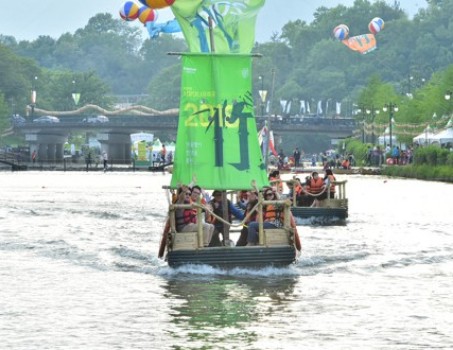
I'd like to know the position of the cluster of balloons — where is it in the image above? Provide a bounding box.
[332,17,384,40]
[119,0,175,24]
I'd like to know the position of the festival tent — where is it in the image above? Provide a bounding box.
[413,126,436,145]
[378,127,397,146]
[431,127,453,145]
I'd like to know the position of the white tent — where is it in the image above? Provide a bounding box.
[378,126,397,146]
[413,126,436,145]
[431,127,453,145]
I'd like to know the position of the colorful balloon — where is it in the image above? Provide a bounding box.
[333,24,349,40]
[368,17,384,34]
[138,6,157,24]
[120,1,140,21]
[138,0,175,9]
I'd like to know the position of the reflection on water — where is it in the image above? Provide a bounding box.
[1,172,452,350]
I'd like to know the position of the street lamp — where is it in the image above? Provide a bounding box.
[383,103,398,148]
[356,106,367,143]
[72,80,81,107]
[445,91,452,101]
[30,76,38,118]
[366,107,380,144]
[258,75,271,171]
[258,75,267,117]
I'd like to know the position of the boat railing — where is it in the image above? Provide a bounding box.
[273,178,348,207]
[167,195,296,250]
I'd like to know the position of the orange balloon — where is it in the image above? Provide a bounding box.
[140,0,175,9]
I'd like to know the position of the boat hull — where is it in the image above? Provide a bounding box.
[167,245,297,268]
[290,206,348,220]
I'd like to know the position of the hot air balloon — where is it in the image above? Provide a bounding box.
[138,0,175,9]
[368,17,384,34]
[120,1,140,21]
[333,24,349,40]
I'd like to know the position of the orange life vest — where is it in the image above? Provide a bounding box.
[308,177,324,194]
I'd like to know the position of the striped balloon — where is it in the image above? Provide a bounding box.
[138,6,157,24]
[120,1,140,21]
[368,17,384,34]
[138,0,175,9]
[333,24,349,40]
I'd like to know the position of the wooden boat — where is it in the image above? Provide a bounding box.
[276,178,349,223]
[157,4,301,267]
[292,180,348,222]
[160,193,300,268]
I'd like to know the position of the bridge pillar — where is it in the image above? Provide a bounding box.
[98,132,131,164]
[37,144,47,161]
[26,133,68,163]
[47,144,56,162]
[56,143,63,161]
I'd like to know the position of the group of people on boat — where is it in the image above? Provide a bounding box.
[171,184,299,248]
[284,169,337,208]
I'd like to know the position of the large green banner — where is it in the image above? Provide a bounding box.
[171,0,265,53]
[170,54,268,190]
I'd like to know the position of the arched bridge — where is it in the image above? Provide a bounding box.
[11,105,356,164]
[15,105,356,137]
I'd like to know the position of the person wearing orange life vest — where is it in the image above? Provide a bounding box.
[246,189,282,245]
[293,177,312,207]
[307,171,327,207]
[175,185,214,247]
[245,188,300,248]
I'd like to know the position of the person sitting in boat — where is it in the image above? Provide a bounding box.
[306,171,327,207]
[236,190,259,246]
[208,190,244,247]
[294,177,312,207]
[268,170,283,195]
[246,188,282,246]
[323,168,336,199]
[175,185,214,247]
[235,190,249,210]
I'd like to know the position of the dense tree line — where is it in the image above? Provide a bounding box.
[1,0,453,151]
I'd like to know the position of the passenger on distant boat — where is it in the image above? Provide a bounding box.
[269,170,284,195]
[324,168,336,199]
[236,190,259,246]
[307,171,327,207]
[208,190,244,247]
[293,176,313,207]
[175,185,214,247]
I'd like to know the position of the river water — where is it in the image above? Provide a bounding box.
[1,171,452,349]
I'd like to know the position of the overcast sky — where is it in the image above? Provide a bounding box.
[0,0,425,43]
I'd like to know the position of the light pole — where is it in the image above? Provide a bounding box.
[366,107,380,144]
[30,76,38,119]
[383,103,398,148]
[72,80,81,107]
[356,105,366,143]
[258,75,267,117]
[445,90,452,115]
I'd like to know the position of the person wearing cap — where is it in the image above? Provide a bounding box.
[208,190,244,247]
